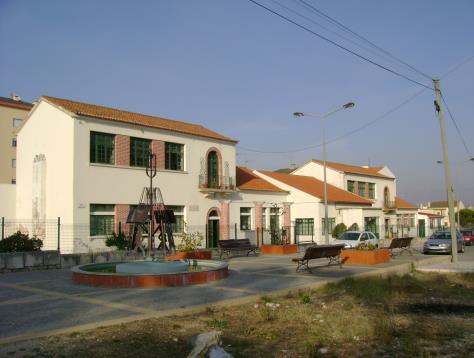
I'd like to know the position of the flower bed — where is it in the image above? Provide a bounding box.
[260,244,298,255]
[341,248,390,265]
[165,250,213,261]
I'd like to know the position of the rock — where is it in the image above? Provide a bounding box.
[188,331,222,358]
[207,346,233,358]
[318,347,328,354]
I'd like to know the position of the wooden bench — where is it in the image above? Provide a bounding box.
[292,244,345,272]
[218,239,258,259]
[384,237,413,256]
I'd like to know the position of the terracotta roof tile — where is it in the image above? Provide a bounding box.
[0,96,33,111]
[428,200,459,208]
[418,211,444,218]
[259,171,372,205]
[236,167,287,193]
[312,159,390,178]
[395,196,417,209]
[42,96,238,144]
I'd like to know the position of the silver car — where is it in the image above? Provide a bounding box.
[423,230,465,254]
[333,231,379,249]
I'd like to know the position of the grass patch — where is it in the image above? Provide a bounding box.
[2,272,473,357]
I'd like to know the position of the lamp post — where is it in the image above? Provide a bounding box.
[294,102,355,245]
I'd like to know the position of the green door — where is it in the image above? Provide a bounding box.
[207,151,218,188]
[418,219,426,238]
[208,219,219,248]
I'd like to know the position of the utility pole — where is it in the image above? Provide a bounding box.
[433,78,458,263]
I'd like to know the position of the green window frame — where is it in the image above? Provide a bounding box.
[130,137,151,167]
[321,218,336,235]
[358,182,366,197]
[270,207,280,231]
[90,132,115,164]
[347,180,355,193]
[295,218,314,235]
[240,207,251,230]
[167,205,185,233]
[90,204,115,236]
[261,208,267,230]
[364,216,378,234]
[165,142,184,171]
[368,183,375,199]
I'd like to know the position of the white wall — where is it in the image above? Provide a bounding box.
[0,184,16,218]
[292,161,344,187]
[344,173,396,209]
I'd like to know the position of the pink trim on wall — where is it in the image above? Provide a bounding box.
[115,135,130,166]
[114,204,129,233]
[219,201,230,240]
[152,140,165,169]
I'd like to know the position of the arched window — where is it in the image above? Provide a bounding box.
[207,151,219,188]
[384,187,390,205]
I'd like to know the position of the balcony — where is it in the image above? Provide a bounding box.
[198,175,236,195]
[383,200,396,211]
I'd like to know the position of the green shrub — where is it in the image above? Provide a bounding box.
[105,231,129,250]
[348,223,359,231]
[332,223,347,238]
[355,243,378,251]
[0,231,43,252]
[177,231,203,253]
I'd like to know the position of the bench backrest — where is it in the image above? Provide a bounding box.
[218,239,253,249]
[388,237,413,249]
[302,244,344,260]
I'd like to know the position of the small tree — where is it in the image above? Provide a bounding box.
[105,231,129,250]
[0,231,43,252]
[332,223,347,238]
[177,231,203,253]
[348,223,360,231]
[457,209,474,228]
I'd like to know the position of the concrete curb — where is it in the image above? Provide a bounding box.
[0,255,452,346]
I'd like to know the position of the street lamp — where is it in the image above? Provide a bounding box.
[293,102,355,245]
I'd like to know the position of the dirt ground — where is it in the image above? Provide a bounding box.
[2,271,473,357]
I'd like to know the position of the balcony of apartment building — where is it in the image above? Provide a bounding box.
[383,186,396,211]
[198,174,235,194]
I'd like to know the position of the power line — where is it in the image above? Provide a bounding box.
[268,0,422,73]
[440,92,473,159]
[237,53,474,155]
[295,0,432,81]
[246,0,434,90]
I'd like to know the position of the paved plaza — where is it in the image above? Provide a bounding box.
[0,248,460,345]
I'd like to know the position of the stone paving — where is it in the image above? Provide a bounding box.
[0,249,453,345]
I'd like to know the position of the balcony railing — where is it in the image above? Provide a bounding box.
[384,200,396,210]
[198,175,236,192]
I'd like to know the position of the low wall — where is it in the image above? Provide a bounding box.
[0,250,144,273]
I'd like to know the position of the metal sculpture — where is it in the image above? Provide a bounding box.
[126,152,176,258]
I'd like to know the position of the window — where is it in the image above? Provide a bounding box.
[90,204,115,236]
[270,207,280,231]
[11,159,16,168]
[364,217,378,234]
[360,233,369,241]
[321,218,335,235]
[12,138,17,147]
[358,182,366,197]
[261,208,267,229]
[295,218,314,235]
[11,179,16,184]
[165,142,184,171]
[90,132,115,164]
[347,180,355,193]
[130,137,151,167]
[240,207,251,230]
[168,205,185,233]
[368,183,375,199]
[12,118,22,128]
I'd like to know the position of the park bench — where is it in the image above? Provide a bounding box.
[384,237,413,256]
[292,244,345,272]
[218,239,258,259]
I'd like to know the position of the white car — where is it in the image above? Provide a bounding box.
[333,231,379,249]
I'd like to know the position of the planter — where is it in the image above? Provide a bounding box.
[341,249,390,265]
[260,244,298,255]
[165,250,213,261]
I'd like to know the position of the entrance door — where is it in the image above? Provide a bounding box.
[418,219,426,238]
[208,209,220,248]
[207,151,218,189]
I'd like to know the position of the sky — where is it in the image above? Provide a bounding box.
[1,0,473,205]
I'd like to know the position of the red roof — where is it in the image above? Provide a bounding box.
[395,196,417,209]
[312,160,390,178]
[236,167,287,193]
[0,96,33,111]
[259,171,372,205]
[43,96,238,144]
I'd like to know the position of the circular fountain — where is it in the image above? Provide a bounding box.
[72,259,229,288]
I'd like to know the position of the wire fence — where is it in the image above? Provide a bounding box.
[1,218,442,254]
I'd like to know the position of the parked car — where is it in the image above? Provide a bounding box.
[423,230,465,254]
[333,231,379,249]
[460,229,474,246]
